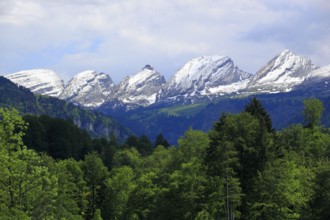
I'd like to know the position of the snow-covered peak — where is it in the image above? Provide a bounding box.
[169,55,231,86]
[248,49,318,91]
[307,64,330,78]
[124,66,162,89]
[161,55,252,102]
[278,49,292,57]
[112,65,166,106]
[293,64,330,92]
[64,70,113,95]
[5,69,64,97]
[59,70,114,108]
[74,70,99,79]
[72,70,112,82]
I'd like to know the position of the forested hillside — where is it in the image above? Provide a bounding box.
[0,76,130,141]
[109,90,330,144]
[0,98,329,219]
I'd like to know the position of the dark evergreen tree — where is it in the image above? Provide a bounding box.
[22,115,47,152]
[92,137,118,169]
[124,134,153,156]
[206,113,243,219]
[124,135,139,149]
[154,133,170,148]
[206,113,228,177]
[242,98,277,218]
[23,115,93,160]
[243,97,277,171]
[244,97,274,132]
[138,135,153,156]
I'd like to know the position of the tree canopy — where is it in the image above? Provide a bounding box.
[1,97,329,219]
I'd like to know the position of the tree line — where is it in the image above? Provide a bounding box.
[0,97,329,219]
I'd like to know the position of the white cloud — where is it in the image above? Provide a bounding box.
[0,0,329,82]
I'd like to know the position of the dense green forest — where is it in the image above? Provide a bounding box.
[0,98,329,219]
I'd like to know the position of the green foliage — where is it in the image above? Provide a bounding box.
[126,171,165,219]
[92,209,103,220]
[0,108,57,219]
[303,98,324,128]
[307,161,330,219]
[278,125,330,166]
[0,77,39,114]
[164,129,209,219]
[250,158,314,220]
[23,114,118,166]
[92,137,118,169]
[1,99,330,219]
[168,159,208,219]
[24,114,93,159]
[206,113,245,219]
[112,148,142,171]
[103,166,136,219]
[143,145,176,173]
[178,128,209,163]
[124,134,153,156]
[53,159,88,219]
[82,152,109,219]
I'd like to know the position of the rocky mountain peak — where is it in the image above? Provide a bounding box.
[5,69,65,97]
[159,55,252,103]
[143,64,154,71]
[247,49,319,92]
[59,70,115,108]
[109,66,166,107]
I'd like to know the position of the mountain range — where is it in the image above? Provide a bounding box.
[5,49,330,111]
[3,49,330,144]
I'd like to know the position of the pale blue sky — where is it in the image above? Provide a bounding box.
[0,0,329,83]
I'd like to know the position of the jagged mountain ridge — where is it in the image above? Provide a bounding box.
[59,70,115,108]
[4,49,328,110]
[159,55,252,103]
[292,64,330,95]
[5,65,167,109]
[306,64,330,79]
[111,65,166,107]
[247,50,319,93]
[5,69,65,97]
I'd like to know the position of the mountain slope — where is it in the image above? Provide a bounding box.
[159,55,252,103]
[0,76,40,113]
[110,91,330,144]
[292,64,330,96]
[247,50,318,92]
[306,64,330,79]
[5,69,65,97]
[99,65,166,111]
[113,65,165,106]
[0,76,130,140]
[59,70,115,108]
